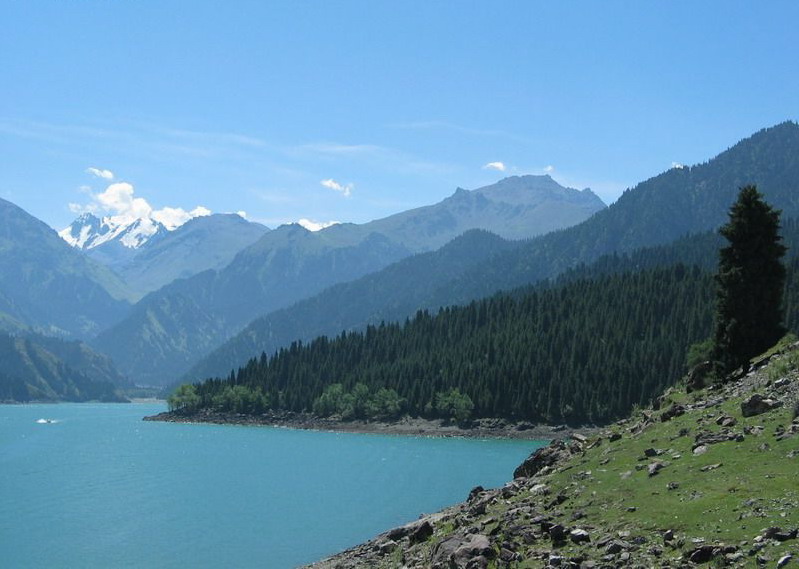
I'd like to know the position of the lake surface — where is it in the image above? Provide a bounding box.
[1,403,543,568]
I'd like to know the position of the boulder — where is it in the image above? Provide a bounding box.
[687,545,719,563]
[513,440,569,479]
[660,403,686,422]
[569,528,590,544]
[409,520,434,544]
[741,394,783,417]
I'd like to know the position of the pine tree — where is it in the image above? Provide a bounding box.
[713,185,787,374]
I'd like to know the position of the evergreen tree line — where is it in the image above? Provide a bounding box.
[182,264,722,424]
[176,217,799,425]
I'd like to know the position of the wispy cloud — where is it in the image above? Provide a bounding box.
[0,118,268,162]
[321,178,353,197]
[671,161,685,169]
[387,120,528,143]
[86,167,114,180]
[483,161,506,172]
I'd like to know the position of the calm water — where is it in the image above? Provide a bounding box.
[1,403,542,568]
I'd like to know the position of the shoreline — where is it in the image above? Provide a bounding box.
[143,409,593,440]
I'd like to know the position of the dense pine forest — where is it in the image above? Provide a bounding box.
[171,212,799,425]
[177,265,706,423]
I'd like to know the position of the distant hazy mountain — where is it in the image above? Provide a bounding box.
[0,332,127,402]
[184,121,799,384]
[114,214,269,297]
[61,212,269,297]
[0,198,132,339]
[93,175,604,386]
[357,174,605,250]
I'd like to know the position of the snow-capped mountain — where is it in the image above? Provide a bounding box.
[59,213,168,251]
[59,213,169,269]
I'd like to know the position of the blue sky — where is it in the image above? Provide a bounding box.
[1,1,797,230]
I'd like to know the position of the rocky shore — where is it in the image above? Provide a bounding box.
[143,408,585,440]
[305,345,799,568]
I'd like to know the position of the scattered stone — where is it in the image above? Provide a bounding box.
[376,539,397,555]
[701,463,723,472]
[716,415,737,427]
[450,534,494,567]
[626,506,637,512]
[514,440,570,479]
[609,432,622,442]
[408,520,433,544]
[694,430,744,447]
[741,394,783,417]
[774,378,791,389]
[571,433,588,444]
[693,445,708,455]
[762,527,798,542]
[648,461,665,476]
[663,529,674,542]
[549,524,567,542]
[778,554,793,568]
[467,486,484,501]
[569,529,590,544]
[661,403,686,422]
[530,483,550,496]
[667,481,679,491]
[687,545,719,563]
[643,447,663,457]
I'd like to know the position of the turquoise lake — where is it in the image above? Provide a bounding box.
[1,403,543,568]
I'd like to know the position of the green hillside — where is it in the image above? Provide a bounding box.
[308,340,799,568]
[0,332,127,402]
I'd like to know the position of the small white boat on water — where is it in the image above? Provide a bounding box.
[36,418,56,424]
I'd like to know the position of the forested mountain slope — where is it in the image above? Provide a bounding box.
[0,198,132,339]
[0,332,127,402]
[184,122,799,386]
[94,176,603,386]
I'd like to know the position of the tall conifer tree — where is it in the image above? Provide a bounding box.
[713,185,786,373]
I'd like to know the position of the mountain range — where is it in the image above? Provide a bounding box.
[90,175,604,386]
[60,212,269,298]
[183,121,799,385]
[1,121,798,398]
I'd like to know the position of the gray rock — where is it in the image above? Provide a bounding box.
[778,554,793,568]
[514,440,569,479]
[741,394,783,417]
[687,545,719,563]
[660,403,686,422]
[569,528,590,544]
[451,534,494,568]
[408,520,433,544]
[647,461,665,476]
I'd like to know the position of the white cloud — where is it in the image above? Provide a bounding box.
[297,218,340,232]
[96,182,153,221]
[236,210,247,219]
[671,162,685,169]
[69,174,213,230]
[544,165,555,173]
[151,205,212,230]
[86,167,114,180]
[321,178,353,197]
[483,161,506,172]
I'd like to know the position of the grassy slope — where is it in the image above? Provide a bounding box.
[311,344,799,568]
